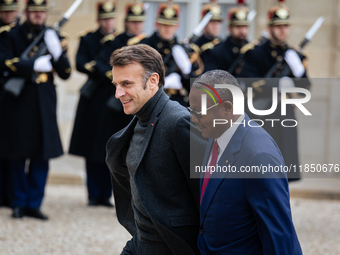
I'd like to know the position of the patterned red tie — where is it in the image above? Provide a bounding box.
[200,141,219,204]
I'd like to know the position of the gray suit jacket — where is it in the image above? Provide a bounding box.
[106,91,207,255]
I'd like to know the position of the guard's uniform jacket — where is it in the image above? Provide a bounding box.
[194,34,220,71]
[203,36,248,76]
[142,32,194,107]
[0,19,17,208]
[240,39,310,181]
[0,21,17,90]
[141,32,179,76]
[69,29,133,163]
[0,21,71,161]
[195,34,215,48]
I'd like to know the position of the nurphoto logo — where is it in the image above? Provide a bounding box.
[198,83,312,128]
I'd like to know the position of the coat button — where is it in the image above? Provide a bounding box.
[199,228,204,235]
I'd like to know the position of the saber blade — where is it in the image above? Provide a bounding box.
[247,10,257,22]
[193,12,213,37]
[64,0,83,20]
[305,16,324,41]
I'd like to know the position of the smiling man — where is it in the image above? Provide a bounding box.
[106,44,206,255]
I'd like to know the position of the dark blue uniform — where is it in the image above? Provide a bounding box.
[141,32,179,76]
[240,39,311,181]
[96,31,147,79]
[0,20,17,208]
[203,36,248,77]
[69,29,133,204]
[195,34,216,48]
[194,34,220,73]
[0,21,71,209]
[141,32,194,107]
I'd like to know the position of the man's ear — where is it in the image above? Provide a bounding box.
[222,101,233,115]
[148,73,159,89]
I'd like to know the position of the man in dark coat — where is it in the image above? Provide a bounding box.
[240,0,311,181]
[203,0,250,76]
[106,44,206,254]
[69,1,132,207]
[0,0,19,208]
[0,0,71,219]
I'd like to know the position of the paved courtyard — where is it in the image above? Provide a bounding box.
[0,184,339,255]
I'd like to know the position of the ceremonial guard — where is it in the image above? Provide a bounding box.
[203,0,250,76]
[0,0,18,28]
[69,1,132,207]
[0,0,19,208]
[96,0,147,81]
[240,0,311,181]
[0,0,71,219]
[194,0,222,63]
[141,0,195,106]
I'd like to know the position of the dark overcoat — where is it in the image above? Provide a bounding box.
[106,91,207,255]
[0,22,70,160]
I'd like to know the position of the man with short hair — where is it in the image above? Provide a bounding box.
[106,44,206,255]
[0,0,71,219]
[188,70,302,255]
[203,0,250,76]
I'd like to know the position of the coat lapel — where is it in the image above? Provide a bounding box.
[200,114,251,225]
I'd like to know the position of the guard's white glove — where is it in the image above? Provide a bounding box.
[33,54,52,72]
[279,76,295,92]
[44,29,62,62]
[164,72,183,90]
[172,45,192,75]
[284,49,305,78]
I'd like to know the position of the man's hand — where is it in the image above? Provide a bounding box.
[164,72,182,90]
[33,54,52,72]
[44,29,62,62]
[172,45,192,75]
[284,49,305,78]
